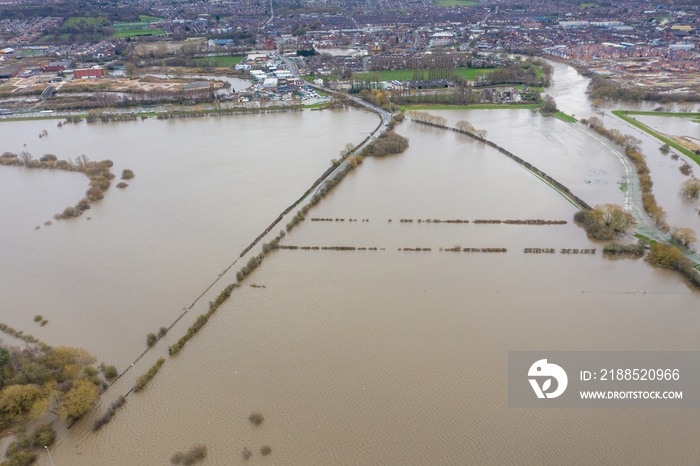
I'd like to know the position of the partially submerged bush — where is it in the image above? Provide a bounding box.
[360,131,409,158]
[4,424,55,466]
[646,243,700,289]
[603,240,646,256]
[249,411,264,426]
[134,358,165,392]
[671,227,697,248]
[92,396,126,431]
[171,445,207,465]
[121,169,135,180]
[681,178,700,198]
[102,364,118,379]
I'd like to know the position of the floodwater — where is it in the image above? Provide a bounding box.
[2,64,699,465]
[0,108,377,367]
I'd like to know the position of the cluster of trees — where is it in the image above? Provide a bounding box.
[540,95,558,114]
[646,242,700,289]
[0,345,107,431]
[574,204,636,240]
[355,89,398,112]
[3,423,55,465]
[671,227,697,249]
[486,65,538,87]
[392,82,541,107]
[682,178,700,199]
[406,110,446,126]
[455,120,487,138]
[359,131,409,158]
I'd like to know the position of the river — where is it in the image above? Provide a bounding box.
[1,62,699,465]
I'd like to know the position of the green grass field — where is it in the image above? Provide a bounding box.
[194,56,244,66]
[139,15,162,22]
[433,0,478,5]
[580,3,598,7]
[551,111,577,123]
[614,110,700,118]
[111,29,165,38]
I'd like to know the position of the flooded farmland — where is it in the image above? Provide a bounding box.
[2,63,700,465]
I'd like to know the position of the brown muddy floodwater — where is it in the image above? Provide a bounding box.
[2,73,700,465]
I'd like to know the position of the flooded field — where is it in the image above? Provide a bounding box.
[0,108,377,367]
[2,63,700,465]
[637,114,700,141]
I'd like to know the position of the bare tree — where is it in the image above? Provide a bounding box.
[19,151,33,166]
[671,227,697,248]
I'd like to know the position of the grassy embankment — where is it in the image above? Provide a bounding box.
[551,111,577,123]
[613,110,700,166]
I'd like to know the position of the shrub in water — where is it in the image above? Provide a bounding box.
[249,411,264,426]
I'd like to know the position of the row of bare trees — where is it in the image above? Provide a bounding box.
[406,110,446,126]
[455,120,487,138]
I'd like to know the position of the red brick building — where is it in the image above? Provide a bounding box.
[73,68,105,78]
